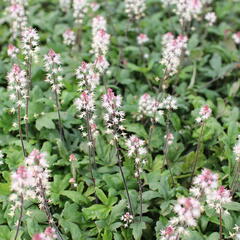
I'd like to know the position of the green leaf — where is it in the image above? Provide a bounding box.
[82,204,111,220]
[130,222,146,240]
[223,202,240,211]
[60,190,89,204]
[96,188,108,204]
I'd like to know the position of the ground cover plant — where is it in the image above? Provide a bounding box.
[1,0,240,239]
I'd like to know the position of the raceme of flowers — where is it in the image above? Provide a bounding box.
[137,93,163,121]
[7,64,28,108]
[7,44,19,59]
[63,29,76,46]
[44,49,63,94]
[126,135,147,178]
[160,32,188,78]
[125,0,146,20]
[21,27,39,62]
[9,149,51,216]
[7,2,27,38]
[32,227,57,240]
[195,104,212,124]
[102,88,126,142]
[73,0,88,24]
[137,33,149,45]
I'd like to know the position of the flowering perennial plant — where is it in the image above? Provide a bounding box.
[92,16,107,36]
[73,0,88,24]
[7,64,27,108]
[126,135,147,178]
[206,186,232,215]
[195,105,212,124]
[205,12,217,26]
[44,49,63,94]
[7,44,19,59]
[121,212,134,228]
[76,61,100,90]
[7,3,27,38]
[63,29,76,46]
[233,32,240,44]
[32,227,57,240]
[102,88,126,141]
[59,0,71,12]
[160,33,188,78]
[137,93,163,121]
[137,33,149,45]
[190,168,218,198]
[21,27,39,63]
[174,197,202,227]
[125,0,146,20]
[75,91,98,141]
[91,29,110,57]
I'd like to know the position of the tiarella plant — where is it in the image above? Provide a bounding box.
[1,0,240,239]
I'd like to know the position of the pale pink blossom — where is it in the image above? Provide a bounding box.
[137,33,149,45]
[233,32,240,44]
[7,64,28,107]
[44,49,63,94]
[121,212,134,227]
[205,12,217,26]
[7,3,27,38]
[174,197,202,227]
[7,44,19,58]
[160,33,188,77]
[196,105,212,124]
[125,0,146,20]
[63,29,76,46]
[137,93,163,121]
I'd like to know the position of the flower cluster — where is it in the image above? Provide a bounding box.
[32,227,57,240]
[7,64,28,108]
[160,196,202,238]
[190,169,232,215]
[190,169,218,198]
[174,197,202,227]
[73,0,88,24]
[195,105,212,124]
[167,0,203,24]
[160,33,188,78]
[121,212,134,228]
[162,95,178,110]
[63,29,76,46]
[164,132,174,145]
[74,91,98,140]
[205,12,217,26]
[125,0,146,20]
[233,32,240,45]
[137,93,163,121]
[7,3,27,38]
[91,16,110,72]
[92,16,107,36]
[206,186,232,214]
[7,44,19,59]
[229,225,240,240]
[137,33,149,45]
[59,0,71,12]
[9,150,51,216]
[126,135,147,178]
[91,29,110,57]
[76,61,100,90]
[102,88,126,142]
[44,49,63,94]
[21,27,39,63]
